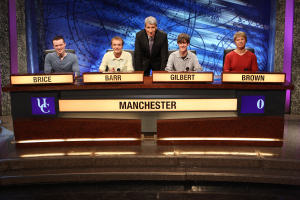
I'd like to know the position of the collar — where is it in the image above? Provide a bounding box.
[55,52,68,59]
[175,51,191,59]
[112,51,125,60]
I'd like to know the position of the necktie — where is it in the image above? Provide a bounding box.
[149,37,154,54]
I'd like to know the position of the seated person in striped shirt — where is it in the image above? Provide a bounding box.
[99,36,134,73]
[44,35,79,76]
[165,33,202,72]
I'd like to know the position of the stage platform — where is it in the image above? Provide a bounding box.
[0,115,300,187]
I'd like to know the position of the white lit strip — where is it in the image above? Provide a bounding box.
[159,137,282,141]
[15,138,140,144]
[20,153,65,158]
[20,152,137,158]
[163,151,275,157]
[94,152,137,155]
[67,152,93,156]
[65,138,139,142]
[59,99,237,112]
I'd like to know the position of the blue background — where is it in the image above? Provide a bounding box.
[28,0,276,76]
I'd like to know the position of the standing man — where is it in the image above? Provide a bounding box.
[44,35,80,76]
[99,36,134,72]
[134,16,168,75]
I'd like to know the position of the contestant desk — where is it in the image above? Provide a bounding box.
[3,75,293,147]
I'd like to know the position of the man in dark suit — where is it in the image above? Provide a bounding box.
[134,16,168,76]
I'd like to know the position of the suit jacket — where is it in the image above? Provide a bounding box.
[134,29,168,75]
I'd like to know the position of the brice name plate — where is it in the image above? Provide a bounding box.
[10,74,74,85]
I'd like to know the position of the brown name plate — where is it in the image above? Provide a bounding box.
[83,72,144,83]
[59,98,237,112]
[222,73,286,83]
[10,74,74,85]
[152,72,214,83]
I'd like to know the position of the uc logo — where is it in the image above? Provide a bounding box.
[257,99,264,109]
[37,98,50,113]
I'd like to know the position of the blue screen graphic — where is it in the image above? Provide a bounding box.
[240,95,265,114]
[31,97,56,115]
[41,0,273,75]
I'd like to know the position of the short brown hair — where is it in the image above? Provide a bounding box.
[233,31,247,42]
[177,33,190,44]
[52,35,65,43]
[111,36,124,45]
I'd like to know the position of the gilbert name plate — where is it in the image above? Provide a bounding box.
[222,73,286,83]
[83,72,144,83]
[10,74,74,85]
[152,72,213,82]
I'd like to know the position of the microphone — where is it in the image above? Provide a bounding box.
[185,67,189,71]
[116,68,121,72]
[105,65,109,72]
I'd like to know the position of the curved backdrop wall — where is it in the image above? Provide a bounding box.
[29,0,275,75]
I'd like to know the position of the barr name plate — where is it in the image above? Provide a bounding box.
[10,74,73,85]
[222,73,286,83]
[83,72,144,83]
[152,72,214,82]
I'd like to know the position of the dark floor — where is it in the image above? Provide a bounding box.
[1,115,300,199]
[0,181,300,200]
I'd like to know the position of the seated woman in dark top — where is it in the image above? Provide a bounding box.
[223,31,258,72]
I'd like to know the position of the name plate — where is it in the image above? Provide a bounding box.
[59,98,237,112]
[222,73,286,83]
[83,72,144,83]
[152,72,213,82]
[10,74,74,85]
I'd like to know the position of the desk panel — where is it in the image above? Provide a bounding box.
[4,76,292,147]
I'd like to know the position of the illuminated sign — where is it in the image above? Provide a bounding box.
[31,97,56,115]
[11,74,74,85]
[59,99,237,112]
[152,72,213,82]
[83,72,144,83]
[240,96,265,114]
[222,73,285,83]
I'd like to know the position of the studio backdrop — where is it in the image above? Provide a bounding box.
[26,0,276,76]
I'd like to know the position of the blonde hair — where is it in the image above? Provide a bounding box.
[111,36,124,45]
[233,31,247,42]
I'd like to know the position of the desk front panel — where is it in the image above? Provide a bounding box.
[8,81,288,147]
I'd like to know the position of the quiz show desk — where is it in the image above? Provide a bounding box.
[3,71,293,147]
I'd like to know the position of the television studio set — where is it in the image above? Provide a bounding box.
[0,0,299,199]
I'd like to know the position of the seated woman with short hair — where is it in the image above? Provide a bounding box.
[223,31,258,72]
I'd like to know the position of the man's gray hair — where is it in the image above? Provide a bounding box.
[145,16,157,26]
